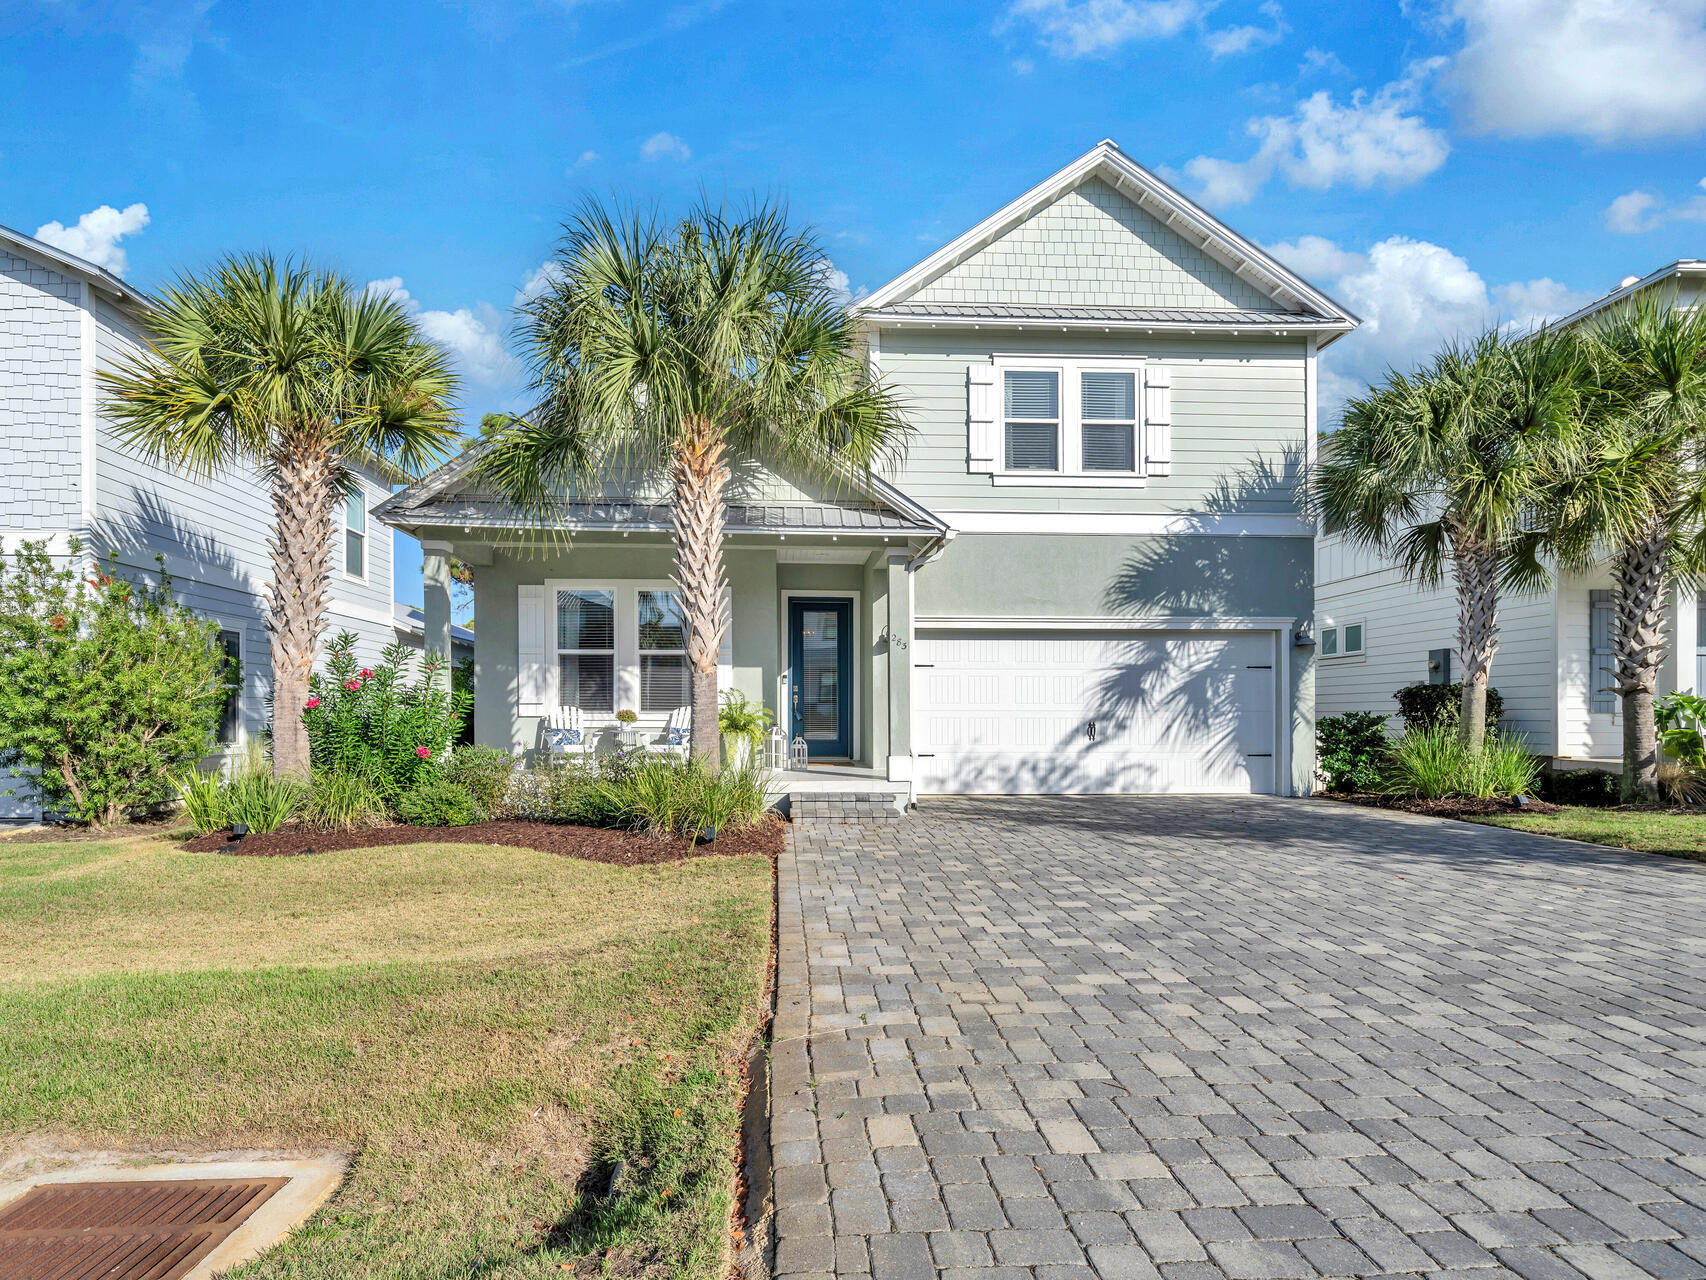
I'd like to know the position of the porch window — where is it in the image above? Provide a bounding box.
[557,588,615,713]
[638,589,689,713]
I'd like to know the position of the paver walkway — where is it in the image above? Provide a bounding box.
[769,796,1706,1280]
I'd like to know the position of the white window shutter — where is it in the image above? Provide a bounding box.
[1144,365,1172,476]
[717,587,733,694]
[967,364,997,473]
[518,585,547,716]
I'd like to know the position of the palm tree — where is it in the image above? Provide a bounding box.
[477,200,911,769]
[1313,328,1583,751]
[100,255,460,778]
[1546,297,1706,801]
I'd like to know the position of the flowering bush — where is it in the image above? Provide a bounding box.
[303,632,470,800]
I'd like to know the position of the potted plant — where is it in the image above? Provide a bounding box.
[615,709,638,725]
[717,690,772,770]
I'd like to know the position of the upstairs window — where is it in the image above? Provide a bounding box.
[344,486,367,579]
[1004,369,1060,471]
[1081,370,1136,472]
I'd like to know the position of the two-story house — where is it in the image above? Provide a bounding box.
[377,142,1357,798]
[1314,260,1706,770]
[0,223,403,821]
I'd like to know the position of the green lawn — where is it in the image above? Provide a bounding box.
[0,828,772,1278]
[1471,805,1706,860]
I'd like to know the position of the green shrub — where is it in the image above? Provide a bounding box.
[1393,682,1504,732]
[498,757,623,826]
[442,745,515,818]
[604,756,770,837]
[300,769,390,831]
[1379,722,1540,800]
[1538,767,1621,807]
[1655,691,1706,767]
[302,633,470,801]
[396,780,480,827]
[222,744,307,833]
[171,766,231,835]
[0,539,232,825]
[1316,712,1389,793]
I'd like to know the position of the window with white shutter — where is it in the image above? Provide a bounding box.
[976,357,1151,484]
[1144,365,1172,476]
[1003,369,1060,471]
[517,585,547,716]
[1590,590,1617,713]
[966,364,997,473]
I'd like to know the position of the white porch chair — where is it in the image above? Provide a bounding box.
[541,707,593,759]
[644,706,691,760]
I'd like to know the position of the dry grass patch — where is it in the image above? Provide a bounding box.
[0,831,771,1278]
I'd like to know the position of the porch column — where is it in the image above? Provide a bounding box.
[1663,582,1699,697]
[422,539,454,693]
[886,551,913,781]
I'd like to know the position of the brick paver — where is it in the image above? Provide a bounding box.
[769,796,1706,1279]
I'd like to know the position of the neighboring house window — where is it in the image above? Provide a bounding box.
[558,589,615,713]
[216,629,241,744]
[638,589,689,713]
[1319,624,1363,658]
[1590,590,1617,713]
[1004,369,1060,471]
[344,486,367,579]
[1080,370,1136,471]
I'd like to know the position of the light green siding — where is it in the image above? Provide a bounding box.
[878,328,1307,513]
[911,178,1274,311]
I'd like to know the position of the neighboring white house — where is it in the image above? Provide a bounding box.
[379,141,1358,798]
[0,223,406,822]
[1314,260,1706,767]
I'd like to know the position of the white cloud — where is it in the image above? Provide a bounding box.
[1604,179,1706,233]
[514,260,566,305]
[639,131,691,161]
[34,203,151,276]
[1266,234,1594,416]
[366,277,514,388]
[1441,0,1706,143]
[1298,46,1348,77]
[1001,0,1205,57]
[1205,1,1287,58]
[1181,63,1449,205]
[572,150,600,169]
[816,260,867,308]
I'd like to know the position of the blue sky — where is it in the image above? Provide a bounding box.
[7,0,1706,611]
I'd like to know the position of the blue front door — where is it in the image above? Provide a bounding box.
[788,598,853,760]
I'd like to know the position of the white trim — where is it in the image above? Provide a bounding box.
[777,547,874,563]
[940,511,1312,536]
[780,589,863,763]
[1318,619,1364,659]
[1555,260,1706,330]
[1304,334,1319,469]
[989,475,1149,488]
[989,356,1146,485]
[79,280,98,539]
[326,599,398,630]
[856,140,1359,334]
[545,579,698,724]
[872,315,1353,337]
[915,614,1297,631]
[0,528,80,556]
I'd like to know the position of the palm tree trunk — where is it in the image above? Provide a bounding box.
[672,413,729,773]
[1455,542,1500,753]
[267,438,338,779]
[1613,530,1668,802]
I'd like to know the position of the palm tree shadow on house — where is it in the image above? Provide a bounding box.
[89,488,246,597]
[1064,449,1308,793]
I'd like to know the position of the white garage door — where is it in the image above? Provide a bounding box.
[914,628,1277,795]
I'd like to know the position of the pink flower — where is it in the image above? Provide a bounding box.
[415,746,432,759]
[344,679,362,692]
[304,697,320,710]
[358,668,374,678]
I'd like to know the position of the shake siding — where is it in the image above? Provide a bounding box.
[1314,534,1559,752]
[911,178,1273,311]
[879,330,1306,513]
[0,250,82,530]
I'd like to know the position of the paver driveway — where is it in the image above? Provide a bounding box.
[768,796,1706,1280]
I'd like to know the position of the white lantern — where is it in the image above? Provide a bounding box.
[767,727,789,770]
[789,735,809,770]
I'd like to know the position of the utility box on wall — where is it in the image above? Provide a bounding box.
[1427,649,1452,685]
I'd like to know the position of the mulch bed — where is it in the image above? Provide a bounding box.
[179,815,786,865]
[1321,792,1562,818]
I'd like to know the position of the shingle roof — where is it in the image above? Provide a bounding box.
[382,495,943,536]
[867,302,1337,326]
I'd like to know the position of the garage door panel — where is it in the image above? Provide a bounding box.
[914,628,1277,795]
